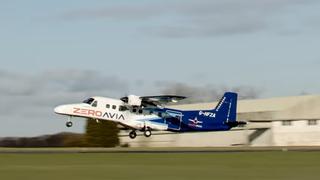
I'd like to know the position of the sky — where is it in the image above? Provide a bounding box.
[1,0,320,136]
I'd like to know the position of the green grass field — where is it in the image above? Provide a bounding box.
[0,151,319,180]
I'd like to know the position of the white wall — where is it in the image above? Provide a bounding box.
[250,129,273,147]
[272,120,320,146]
[120,131,248,147]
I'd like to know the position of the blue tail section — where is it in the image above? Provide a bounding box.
[214,92,238,123]
[161,92,243,132]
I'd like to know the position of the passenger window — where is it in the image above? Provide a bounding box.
[112,105,117,110]
[119,106,127,112]
[308,120,317,126]
[132,108,137,113]
[138,109,143,114]
[282,120,292,126]
[106,104,110,109]
[92,101,98,107]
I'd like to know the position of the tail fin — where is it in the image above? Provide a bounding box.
[214,92,238,123]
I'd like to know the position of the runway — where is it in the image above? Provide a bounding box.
[1,146,320,154]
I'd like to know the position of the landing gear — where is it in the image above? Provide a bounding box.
[66,121,73,128]
[128,128,152,139]
[129,131,137,139]
[66,116,73,128]
[144,128,152,138]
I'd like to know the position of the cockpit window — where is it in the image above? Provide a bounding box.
[92,101,98,107]
[83,98,94,105]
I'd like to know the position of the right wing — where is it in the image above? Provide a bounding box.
[120,95,187,108]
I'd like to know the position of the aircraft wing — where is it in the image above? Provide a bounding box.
[121,95,187,107]
[140,95,187,107]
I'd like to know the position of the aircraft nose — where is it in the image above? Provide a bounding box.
[54,105,67,114]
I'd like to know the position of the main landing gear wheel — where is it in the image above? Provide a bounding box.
[129,131,137,139]
[144,129,152,138]
[66,121,73,128]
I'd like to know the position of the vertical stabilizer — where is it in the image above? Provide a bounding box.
[214,92,238,123]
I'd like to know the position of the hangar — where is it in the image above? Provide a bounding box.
[120,94,320,147]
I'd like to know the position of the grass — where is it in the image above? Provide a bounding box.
[0,151,319,180]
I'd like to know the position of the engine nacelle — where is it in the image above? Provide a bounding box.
[127,95,142,106]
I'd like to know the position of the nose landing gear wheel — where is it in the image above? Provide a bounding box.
[66,121,73,128]
[144,129,152,137]
[129,131,137,139]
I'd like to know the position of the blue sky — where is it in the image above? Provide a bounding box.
[1,0,320,136]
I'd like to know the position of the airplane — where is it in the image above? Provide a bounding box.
[54,92,246,139]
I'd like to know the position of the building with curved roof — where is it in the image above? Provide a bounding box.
[121,94,320,147]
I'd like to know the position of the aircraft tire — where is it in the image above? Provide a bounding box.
[129,131,137,139]
[66,121,73,128]
[144,129,152,138]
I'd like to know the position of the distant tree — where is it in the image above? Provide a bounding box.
[63,133,86,147]
[0,132,86,147]
[85,119,119,147]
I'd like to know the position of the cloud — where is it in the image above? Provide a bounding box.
[43,70,127,94]
[0,69,129,136]
[63,4,165,21]
[156,82,262,103]
[0,69,263,136]
[62,0,317,37]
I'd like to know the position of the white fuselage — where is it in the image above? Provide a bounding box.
[54,96,168,131]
